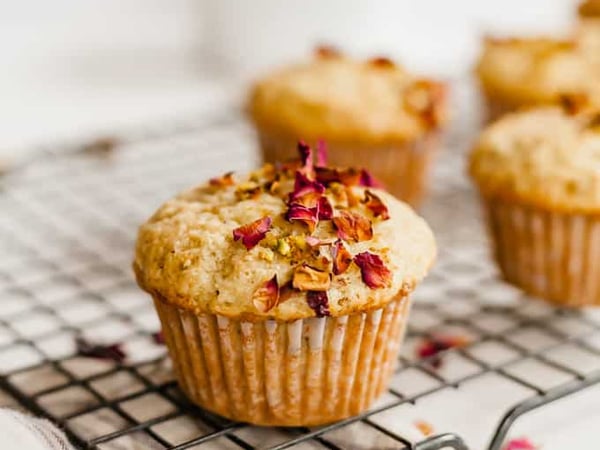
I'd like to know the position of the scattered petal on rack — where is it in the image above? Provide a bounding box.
[503,437,538,450]
[416,335,470,369]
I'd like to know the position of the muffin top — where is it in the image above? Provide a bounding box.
[579,0,600,17]
[469,106,600,212]
[248,48,448,145]
[134,143,436,321]
[475,36,598,107]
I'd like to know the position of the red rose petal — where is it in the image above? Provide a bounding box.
[353,252,392,289]
[233,216,272,250]
[416,335,470,369]
[332,211,373,242]
[316,140,328,167]
[331,240,352,275]
[359,169,384,188]
[286,203,319,232]
[307,290,330,317]
[503,438,538,450]
[317,196,333,220]
[297,141,313,171]
[252,274,280,312]
[76,337,126,363]
[363,190,390,220]
[289,171,325,207]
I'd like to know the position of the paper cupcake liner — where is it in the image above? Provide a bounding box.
[153,295,412,426]
[257,131,439,206]
[483,199,600,306]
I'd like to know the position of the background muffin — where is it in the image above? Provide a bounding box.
[577,0,600,72]
[475,36,598,122]
[469,106,600,306]
[134,143,436,425]
[248,48,448,206]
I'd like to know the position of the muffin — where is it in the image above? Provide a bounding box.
[247,47,448,206]
[134,143,436,425]
[577,0,600,72]
[469,106,600,306]
[475,36,598,122]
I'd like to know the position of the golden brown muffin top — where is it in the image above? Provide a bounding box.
[469,106,600,212]
[134,143,436,321]
[248,48,448,145]
[579,0,600,17]
[475,36,599,107]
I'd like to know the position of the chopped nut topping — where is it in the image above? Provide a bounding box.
[363,190,390,220]
[293,263,331,291]
[235,181,262,200]
[332,211,373,242]
[315,167,361,186]
[353,252,392,288]
[315,45,341,59]
[306,290,330,317]
[232,216,272,250]
[331,240,352,275]
[368,56,395,68]
[209,171,235,187]
[252,275,280,312]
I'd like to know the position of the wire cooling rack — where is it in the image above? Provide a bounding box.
[1,103,600,450]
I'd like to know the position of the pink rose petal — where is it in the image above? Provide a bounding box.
[233,216,272,250]
[353,252,392,289]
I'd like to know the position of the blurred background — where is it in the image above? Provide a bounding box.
[0,0,576,158]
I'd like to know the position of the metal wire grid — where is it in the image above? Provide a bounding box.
[0,115,599,450]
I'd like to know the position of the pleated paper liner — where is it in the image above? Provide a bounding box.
[257,131,439,207]
[153,294,412,426]
[483,198,600,306]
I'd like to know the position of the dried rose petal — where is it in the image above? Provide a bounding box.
[233,216,272,250]
[332,211,373,242]
[359,169,384,188]
[363,190,390,220]
[307,290,330,317]
[293,263,331,291]
[289,171,325,207]
[416,335,470,369]
[76,337,126,363]
[318,196,333,220]
[316,140,328,167]
[414,420,434,437]
[331,240,352,275]
[315,167,361,186]
[353,252,392,289]
[209,171,235,187]
[368,56,395,68]
[252,275,280,312]
[503,438,538,450]
[315,45,341,59]
[286,203,319,232]
[152,331,165,345]
[298,141,313,170]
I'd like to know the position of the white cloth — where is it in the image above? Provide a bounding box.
[0,409,74,450]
